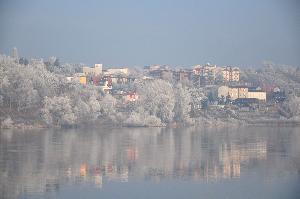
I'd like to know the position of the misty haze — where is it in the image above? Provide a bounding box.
[0,0,300,199]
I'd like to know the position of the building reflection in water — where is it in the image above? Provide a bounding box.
[0,127,299,199]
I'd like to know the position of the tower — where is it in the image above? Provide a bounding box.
[10,47,19,60]
[94,64,102,76]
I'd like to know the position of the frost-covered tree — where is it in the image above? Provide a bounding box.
[289,96,300,118]
[0,54,107,127]
[173,84,193,125]
[189,88,206,115]
[135,79,175,124]
[100,94,117,117]
[41,96,76,127]
[0,95,3,106]
[73,99,91,123]
[1,117,14,128]
[124,107,162,127]
[0,55,66,111]
[88,96,102,119]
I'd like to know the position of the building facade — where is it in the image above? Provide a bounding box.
[248,91,266,101]
[218,86,266,101]
[83,64,102,76]
[193,64,217,85]
[222,66,240,82]
[105,68,129,75]
[218,86,229,98]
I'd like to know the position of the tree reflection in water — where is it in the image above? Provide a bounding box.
[0,127,300,199]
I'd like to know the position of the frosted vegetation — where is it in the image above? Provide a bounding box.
[1,55,300,128]
[241,62,300,119]
[0,55,195,128]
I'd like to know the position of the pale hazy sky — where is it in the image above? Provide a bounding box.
[0,0,299,67]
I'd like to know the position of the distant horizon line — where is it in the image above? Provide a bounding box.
[0,48,295,69]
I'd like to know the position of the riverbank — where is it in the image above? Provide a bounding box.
[246,119,300,127]
[2,117,300,130]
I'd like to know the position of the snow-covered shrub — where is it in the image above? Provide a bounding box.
[1,117,14,128]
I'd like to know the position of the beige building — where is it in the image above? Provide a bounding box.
[83,64,102,76]
[227,87,238,100]
[104,68,129,75]
[218,86,266,101]
[248,91,266,101]
[237,87,248,98]
[218,86,229,98]
[218,86,248,100]
[193,64,217,80]
[222,66,240,82]
[228,87,248,100]
[148,65,161,71]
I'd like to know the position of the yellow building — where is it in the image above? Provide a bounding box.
[71,73,87,85]
[79,76,87,85]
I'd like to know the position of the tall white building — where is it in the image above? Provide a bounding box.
[10,47,19,60]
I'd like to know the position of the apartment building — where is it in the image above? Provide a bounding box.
[222,66,240,82]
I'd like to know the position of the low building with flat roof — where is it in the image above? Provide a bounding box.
[218,85,266,101]
[83,64,102,76]
[248,91,266,101]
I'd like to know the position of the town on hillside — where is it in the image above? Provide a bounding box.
[68,62,288,115]
[1,47,300,128]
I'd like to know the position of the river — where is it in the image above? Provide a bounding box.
[0,126,300,199]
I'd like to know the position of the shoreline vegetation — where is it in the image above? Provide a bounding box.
[1,54,300,130]
[1,118,300,130]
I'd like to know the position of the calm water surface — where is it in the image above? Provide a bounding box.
[0,127,300,199]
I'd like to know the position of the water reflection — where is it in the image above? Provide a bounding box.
[0,127,300,199]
